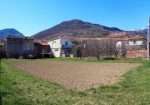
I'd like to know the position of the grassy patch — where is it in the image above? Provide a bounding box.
[0,59,150,105]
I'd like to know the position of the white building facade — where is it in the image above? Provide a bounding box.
[128,40,143,46]
[48,36,74,57]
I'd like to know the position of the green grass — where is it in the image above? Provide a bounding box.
[0,58,150,105]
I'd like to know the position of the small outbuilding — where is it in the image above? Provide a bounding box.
[34,40,51,58]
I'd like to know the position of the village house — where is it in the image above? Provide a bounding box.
[107,32,147,58]
[6,36,34,58]
[108,32,146,48]
[48,35,74,57]
[34,40,51,58]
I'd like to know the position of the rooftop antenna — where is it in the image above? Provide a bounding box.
[147,17,150,60]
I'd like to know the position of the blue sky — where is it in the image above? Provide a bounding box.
[0,0,150,36]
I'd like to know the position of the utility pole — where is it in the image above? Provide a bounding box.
[0,57,1,104]
[147,17,150,60]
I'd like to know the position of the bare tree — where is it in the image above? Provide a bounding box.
[78,39,118,60]
[72,37,121,60]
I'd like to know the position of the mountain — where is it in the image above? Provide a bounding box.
[127,29,147,37]
[33,19,122,39]
[0,28,24,39]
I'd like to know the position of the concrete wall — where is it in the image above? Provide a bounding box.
[7,37,34,58]
[48,38,61,57]
[23,39,34,54]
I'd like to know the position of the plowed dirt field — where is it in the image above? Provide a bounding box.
[12,60,139,90]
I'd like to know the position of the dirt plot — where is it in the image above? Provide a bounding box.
[11,60,140,90]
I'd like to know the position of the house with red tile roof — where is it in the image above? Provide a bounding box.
[107,32,147,58]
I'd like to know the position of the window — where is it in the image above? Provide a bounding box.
[65,41,68,46]
[53,41,56,43]
[54,48,59,51]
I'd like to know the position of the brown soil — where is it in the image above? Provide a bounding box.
[11,60,139,90]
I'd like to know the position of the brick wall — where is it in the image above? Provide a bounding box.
[126,50,147,58]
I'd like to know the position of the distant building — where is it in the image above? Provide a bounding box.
[107,32,147,58]
[6,36,34,58]
[0,39,6,58]
[108,32,146,50]
[48,35,74,57]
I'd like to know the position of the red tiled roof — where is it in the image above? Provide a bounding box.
[128,35,145,40]
[34,39,49,45]
[50,35,72,41]
[107,32,146,41]
[107,32,129,38]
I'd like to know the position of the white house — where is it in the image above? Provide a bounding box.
[48,36,74,57]
[128,40,143,46]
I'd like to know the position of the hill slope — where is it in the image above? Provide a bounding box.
[127,29,147,37]
[33,19,123,39]
[0,28,24,39]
